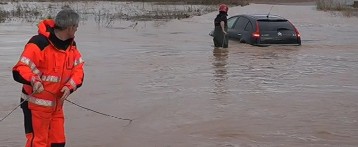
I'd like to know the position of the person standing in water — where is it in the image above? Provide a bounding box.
[12,8,84,147]
[213,4,229,48]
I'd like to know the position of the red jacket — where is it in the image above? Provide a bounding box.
[13,19,84,103]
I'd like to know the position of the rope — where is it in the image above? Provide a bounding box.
[0,90,133,126]
[0,97,28,122]
[65,99,133,126]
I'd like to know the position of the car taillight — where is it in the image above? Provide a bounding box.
[294,27,300,38]
[252,21,260,38]
[289,21,300,38]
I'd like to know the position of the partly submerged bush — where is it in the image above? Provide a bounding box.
[316,0,358,17]
[0,0,251,24]
[2,0,250,6]
[316,0,348,11]
[0,8,10,22]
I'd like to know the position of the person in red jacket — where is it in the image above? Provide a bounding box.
[12,8,84,147]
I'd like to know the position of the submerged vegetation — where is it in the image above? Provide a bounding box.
[316,0,358,17]
[0,0,250,5]
[1,0,356,24]
[0,0,251,25]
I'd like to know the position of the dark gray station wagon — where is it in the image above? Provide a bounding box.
[224,14,301,46]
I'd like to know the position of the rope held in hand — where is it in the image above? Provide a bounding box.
[1,90,133,126]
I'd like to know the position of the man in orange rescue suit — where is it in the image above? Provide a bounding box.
[12,8,84,147]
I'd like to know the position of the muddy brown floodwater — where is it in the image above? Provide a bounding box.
[1,2,358,147]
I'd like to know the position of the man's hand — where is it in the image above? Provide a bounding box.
[32,81,44,93]
[60,86,71,101]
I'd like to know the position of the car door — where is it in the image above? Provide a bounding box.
[226,16,239,39]
[228,16,250,40]
[241,20,254,43]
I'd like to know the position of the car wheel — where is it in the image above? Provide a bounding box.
[239,39,246,43]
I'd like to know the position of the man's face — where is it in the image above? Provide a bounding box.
[67,24,78,38]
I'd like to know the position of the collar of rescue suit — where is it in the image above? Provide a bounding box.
[38,19,74,51]
[49,31,73,51]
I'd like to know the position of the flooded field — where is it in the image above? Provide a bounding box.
[0,2,358,147]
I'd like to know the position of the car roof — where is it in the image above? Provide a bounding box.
[231,14,287,21]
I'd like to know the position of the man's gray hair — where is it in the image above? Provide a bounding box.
[55,8,79,30]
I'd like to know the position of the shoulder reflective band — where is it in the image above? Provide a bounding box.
[74,57,84,66]
[20,56,42,75]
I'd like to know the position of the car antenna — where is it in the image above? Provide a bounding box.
[267,6,274,18]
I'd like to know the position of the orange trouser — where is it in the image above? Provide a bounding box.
[21,99,66,147]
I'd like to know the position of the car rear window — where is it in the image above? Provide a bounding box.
[258,20,294,31]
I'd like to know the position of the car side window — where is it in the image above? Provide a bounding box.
[234,17,249,31]
[244,21,253,32]
[227,17,238,29]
